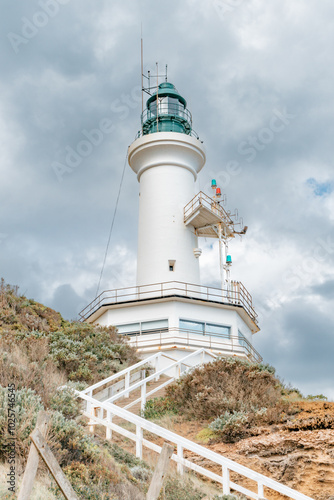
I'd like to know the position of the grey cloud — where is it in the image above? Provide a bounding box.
[1,0,334,398]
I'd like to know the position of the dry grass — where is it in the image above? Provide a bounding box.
[0,339,66,407]
[0,463,57,499]
[166,357,285,421]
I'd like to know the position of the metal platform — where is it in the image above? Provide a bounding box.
[184,191,236,238]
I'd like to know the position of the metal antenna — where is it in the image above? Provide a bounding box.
[140,26,144,134]
[156,62,159,132]
[165,64,168,82]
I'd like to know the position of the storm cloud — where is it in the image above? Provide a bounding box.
[1,0,333,398]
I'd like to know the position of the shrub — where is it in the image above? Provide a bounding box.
[108,443,150,470]
[142,397,178,420]
[0,386,44,462]
[130,465,152,482]
[49,411,101,466]
[49,383,86,420]
[0,335,66,407]
[49,322,138,382]
[306,394,328,401]
[209,410,249,432]
[166,357,285,421]
[160,477,206,500]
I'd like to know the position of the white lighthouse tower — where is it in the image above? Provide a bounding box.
[129,82,205,286]
[80,77,261,365]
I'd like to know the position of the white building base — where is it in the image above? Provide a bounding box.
[81,282,261,364]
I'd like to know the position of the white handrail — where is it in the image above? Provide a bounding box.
[102,348,216,405]
[83,351,163,394]
[77,391,314,500]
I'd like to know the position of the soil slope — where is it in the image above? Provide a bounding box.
[173,401,334,500]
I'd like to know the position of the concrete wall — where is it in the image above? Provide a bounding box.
[94,298,253,350]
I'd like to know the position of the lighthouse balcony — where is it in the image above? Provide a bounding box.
[124,326,262,364]
[79,280,258,328]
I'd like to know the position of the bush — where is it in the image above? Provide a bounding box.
[210,410,249,431]
[49,383,86,420]
[0,386,44,462]
[306,394,328,401]
[142,397,178,420]
[130,465,152,482]
[49,322,138,382]
[166,357,286,421]
[0,333,66,407]
[160,477,206,500]
[108,443,150,470]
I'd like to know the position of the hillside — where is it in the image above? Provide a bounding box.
[139,359,334,500]
[0,279,333,499]
[0,280,211,499]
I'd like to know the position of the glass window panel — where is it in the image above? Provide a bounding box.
[179,319,205,334]
[206,323,230,338]
[238,330,247,347]
[141,319,168,332]
[149,101,157,116]
[117,323,140,335]
[167,97,180,114]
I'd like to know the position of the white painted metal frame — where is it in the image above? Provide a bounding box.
[77,391,314,500]
[77,349,314,500]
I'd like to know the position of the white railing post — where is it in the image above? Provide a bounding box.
[86,389,93,416]
[177,443,184,475]
[222,466,230,494]
[125,371,130,398]
[136,425,143,459]
[258,481,264,499]
[106,411,112,440]
[88,406,95,434]
[141,382,147,413]
[175,362,181,379]
[155,354,160,381]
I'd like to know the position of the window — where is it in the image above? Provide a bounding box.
[141,319,168,334]
[206,323,230,338]
[179,319,230,338]
[116,320,168,336]
[179,319,204,334]
[238,330,248,348]
[117,323,140,336]
[168,260,175,272]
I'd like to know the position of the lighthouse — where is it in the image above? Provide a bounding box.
[80,76,261,366]
[129,82,205,286]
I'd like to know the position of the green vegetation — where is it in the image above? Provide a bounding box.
[0,279,144,499]
[141,396,178,419]
[141,357,297,442]
[0,280,210,499]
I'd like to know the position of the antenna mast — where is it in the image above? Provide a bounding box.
[141,27,144,134]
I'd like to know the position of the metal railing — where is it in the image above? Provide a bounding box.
[184,190,235,227]
[79,281,258,325]
[135,125,200,140]
[77,348,314,500]
[141,102,193,127]
[124,327,262,364]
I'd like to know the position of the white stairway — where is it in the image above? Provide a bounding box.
[76,349,314,500]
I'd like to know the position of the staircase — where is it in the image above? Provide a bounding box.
[76,349,314,500]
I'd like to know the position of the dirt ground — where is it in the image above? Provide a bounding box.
[170,401,334,500]
[101,401,334,499]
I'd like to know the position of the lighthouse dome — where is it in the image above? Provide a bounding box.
[142,82,193,136]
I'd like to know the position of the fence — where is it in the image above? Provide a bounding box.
[79,280,258,325]
[77,348,314,500]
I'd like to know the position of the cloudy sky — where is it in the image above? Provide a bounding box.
[1,0,334,399]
